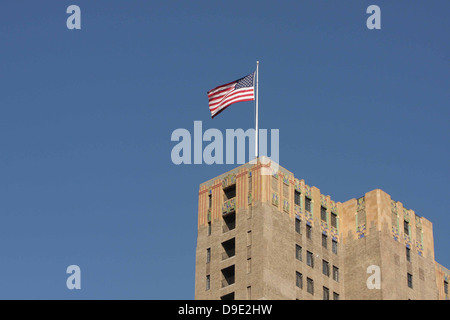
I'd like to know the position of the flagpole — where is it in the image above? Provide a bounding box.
[255,61,259,160]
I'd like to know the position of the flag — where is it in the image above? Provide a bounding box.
[207,72,255,118]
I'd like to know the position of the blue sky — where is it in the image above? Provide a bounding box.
[0,1,448,299]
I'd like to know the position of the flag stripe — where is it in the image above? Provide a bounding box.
[210,95,254,114]
[209,87,254,106]
[207,83,236,97]
[207,80,237,93]
[211,96,254,115]
[209,90,254,110]
[208,89,234,103]
[211,97,254,118]
[209,95,254,113]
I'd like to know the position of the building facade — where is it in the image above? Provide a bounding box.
[194,159,449,300]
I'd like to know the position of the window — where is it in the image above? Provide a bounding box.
[206,248,211,263]
[294,190,301,206]
[307,251,314,268]
[407,273,413,289]
[321,206,327,222]
[223,211,236,233]
[247,231,252,246]
[295,217,301,234]
[444,281,448,295]
[247,286,251,300]
[271,176,278,190]
[323,287,329,300]
[404,220,409,236]
[306,224,312,240]
[322,233,328,248]
[296,245,302,261]
[307,278,314,295]
[296,272,303,288]
[222,238,235,260]
[322,260,329,277]
[206,275,210,290]
[220,292,234,300]
[333,266,339,282]
[406,247,411,262]
[221,265,235,288]
[208,194,212,208]
[332,240,338,255]
[224,185,236,200]
[331,213,337,228]
[207,222,211,236]
[333,292,340,300]
[305,197,312,212]
[247,258,251,274]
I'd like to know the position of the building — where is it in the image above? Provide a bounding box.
[194,158,449,300]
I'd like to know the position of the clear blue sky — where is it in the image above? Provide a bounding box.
[0,1,448,299]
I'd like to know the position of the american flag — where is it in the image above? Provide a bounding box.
[207,72,255,118]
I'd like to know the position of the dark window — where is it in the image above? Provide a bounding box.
[294,191,301,206]
[295,217,301,234]
[406,247,411,262]
[222,238,235,260]
[224,185,236,200]
[307,278,314,295]
[306,224,312,240]
[296,272,303,288]
[323,287,329,300]
[407,273,413,289]
[221,265,235,288]
[307,251,314,268]
[332,240,338,255]
[206,248,211,263]
[444,281,448,295]
[322,260,329,277]
[321,206,327,222]
[404,220,409,236]
[331,213,337,228]
[305,197,312,212]
[207,222,211,236]
[220,292,234,300]
[296,245,302,261]
[333,292,340,300]
[333,266,339,282]
[208,194,212,208]
[322,234,327,248]
[206,275,210,290]
[223,212,236,233]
